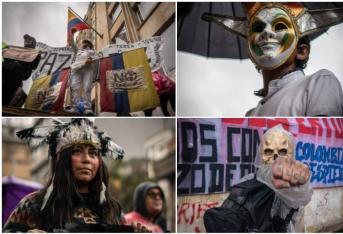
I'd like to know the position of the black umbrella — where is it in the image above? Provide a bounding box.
[177,2,343,59]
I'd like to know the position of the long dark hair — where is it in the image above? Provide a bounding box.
[38,147,122,231]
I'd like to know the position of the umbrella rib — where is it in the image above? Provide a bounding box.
[206,2,213,58]
[177,15,185,40]
[232,2,243,60]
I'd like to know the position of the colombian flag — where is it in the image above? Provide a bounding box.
[99,48,160,113]
[67,8,90,45]
[25,68,70,112]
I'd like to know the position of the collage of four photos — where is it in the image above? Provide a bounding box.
[2,1,343,233]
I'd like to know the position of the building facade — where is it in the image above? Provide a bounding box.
[145,122,176,232]
[78,2,175,79]
[2,119,53,183]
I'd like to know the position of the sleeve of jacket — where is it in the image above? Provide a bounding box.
[306,69,343,116]
[3,192,42,232]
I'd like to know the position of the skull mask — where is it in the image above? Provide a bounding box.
[262,129,294,164]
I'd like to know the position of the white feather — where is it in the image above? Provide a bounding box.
[51,118,66,124]
[107,138,125,159]
[100,182,106,204]
[41,182,53,211]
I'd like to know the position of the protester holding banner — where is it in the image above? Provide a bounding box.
[2,34,41,106]
[65,30,100,115]
[125,182,167,233]
[3,119,149,232]
[203,3,343,116]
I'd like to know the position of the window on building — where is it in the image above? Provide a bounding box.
[109,3,122,24]
[160,22,175,76]
[112,24,128,44]
[134,2,158,24]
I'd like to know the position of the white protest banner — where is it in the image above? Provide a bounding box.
[32,42,76,80]
[3,46,40,62]
[101,37,163,72]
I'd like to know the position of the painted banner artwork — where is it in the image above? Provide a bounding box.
[106,66,145,91]
[99,48,159,113]
[101,36,163,72]
[32,42,76,80]
[178,118,343,195]
[32,37,162,81]
[25,68,70,111]
[26,42,159,113]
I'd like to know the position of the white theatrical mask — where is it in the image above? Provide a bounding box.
[248,7,298,70]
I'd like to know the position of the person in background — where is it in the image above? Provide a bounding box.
[125,182,167,233]
[2,34,41,106]
[152,71,175,116]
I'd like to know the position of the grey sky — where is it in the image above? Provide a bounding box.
[94,118,175,159]
[178,24,343,116]
[2,117,174,160]
[3,2,89,47]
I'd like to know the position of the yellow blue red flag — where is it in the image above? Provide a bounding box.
[25,68,71,111]
[99,48,160,113]
[68,8,90,45]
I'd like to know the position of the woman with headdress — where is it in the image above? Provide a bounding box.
[3,118,147,232]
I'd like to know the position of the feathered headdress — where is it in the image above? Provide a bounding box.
[17,118,123,210]
[202,2,343,39]
[16,118,125,160]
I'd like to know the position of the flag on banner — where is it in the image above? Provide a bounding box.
[99,48,160,113]
[67,8,90,45]
[101,37,164,72]
[25,68,70,112]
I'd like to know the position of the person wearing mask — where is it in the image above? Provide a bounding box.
[203,3,343,116]
[2,34,41,106]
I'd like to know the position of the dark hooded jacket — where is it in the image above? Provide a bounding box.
[132,182,167,232]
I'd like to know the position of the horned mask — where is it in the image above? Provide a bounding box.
[202,3,343,70]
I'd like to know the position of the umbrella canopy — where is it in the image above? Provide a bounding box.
[177,2,343,59]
